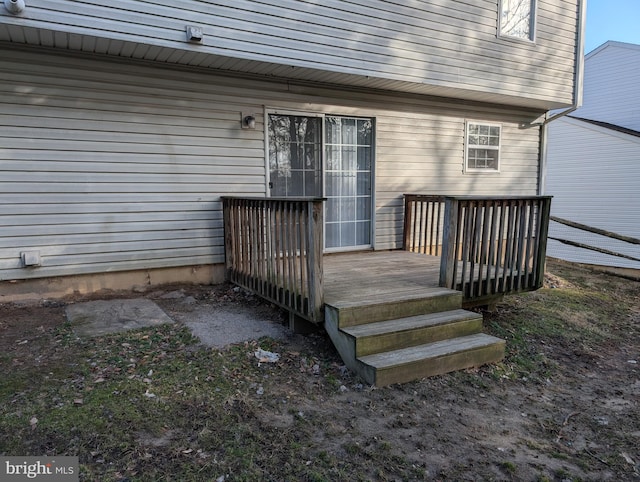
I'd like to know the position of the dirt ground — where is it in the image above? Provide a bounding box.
[1,259,639,481]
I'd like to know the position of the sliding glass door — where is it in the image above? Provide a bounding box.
[268,113,373,251]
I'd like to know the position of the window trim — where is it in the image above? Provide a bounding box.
[464,121,502,174]
[497,0,537,43]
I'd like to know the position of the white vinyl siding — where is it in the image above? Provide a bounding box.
[0,51,265,280]
[545,117,640,270]
[0,48,541,280]
[544,42,640,271]
[577,42,640,131]
[0,0,580,109]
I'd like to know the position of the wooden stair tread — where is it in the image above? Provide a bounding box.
[324,286,458,309]
[341,309,481,338]
[359,333,505,369]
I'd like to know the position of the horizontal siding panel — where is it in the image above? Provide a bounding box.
[0,228,220,250]
[0,219,221,237]
[0,210,220,227]
[0,160,264,176]
[0,50,265,280]
[0,246,223,270]
[0,140,261,157]
[1,236,222,259]
[0,115,264,141]
[0,171,262,185]
[0,182,264,194]
[35,0,575,72]
[0,0,580,106]
[0,202,217,215]
[0,127,263,149]
[1,49,542,279]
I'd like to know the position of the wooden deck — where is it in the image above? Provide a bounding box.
[222,195,551,385]
[224,195,551,323]
[324,250,443,304]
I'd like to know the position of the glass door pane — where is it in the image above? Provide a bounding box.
[324,117,373,249]
[268,114,322,197]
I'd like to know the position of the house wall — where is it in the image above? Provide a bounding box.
[0,0,581,109]
[0,47,542,284]
[577,42,640,131]
[545,117,640,270]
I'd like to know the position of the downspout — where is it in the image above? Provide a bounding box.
[538,0,586,195]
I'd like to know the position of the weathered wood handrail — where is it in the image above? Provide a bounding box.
[222,197,324,323]
[405,195,552,305]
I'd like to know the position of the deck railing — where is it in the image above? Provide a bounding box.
[222,197,324,323]
[404,195,552,305]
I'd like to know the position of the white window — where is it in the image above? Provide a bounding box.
[465,122,501,172]
[499,0,536,41]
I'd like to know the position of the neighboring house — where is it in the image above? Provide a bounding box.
[0,0,585,299]
[545,41,640,273]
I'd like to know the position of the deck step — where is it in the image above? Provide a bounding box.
[358,333,506,387]
[325,287,462,328]
[341,309,483,357]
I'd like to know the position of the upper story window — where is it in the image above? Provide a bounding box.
[465,122,501,172]
[499,0,536,41]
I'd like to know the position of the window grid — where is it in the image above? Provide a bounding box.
[466,122,501,173]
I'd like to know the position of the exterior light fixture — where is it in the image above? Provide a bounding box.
[185,25,203,43]
[4,0,26,14]
[242,114,256,129]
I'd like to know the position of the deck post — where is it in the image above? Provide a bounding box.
[439,197,459,289]
[534,196,552,289]
[306,199,324,322]
[222,197,234,280]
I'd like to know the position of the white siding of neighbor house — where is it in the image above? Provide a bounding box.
[577,42,640,131]
[0,48,541,281]
[545,117,640,270]
[0,0,581,108]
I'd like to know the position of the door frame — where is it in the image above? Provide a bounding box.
[264,107,376,252]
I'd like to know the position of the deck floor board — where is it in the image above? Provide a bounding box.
[324,251,446,306]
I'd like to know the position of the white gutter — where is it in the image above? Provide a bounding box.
[538,0,587,195]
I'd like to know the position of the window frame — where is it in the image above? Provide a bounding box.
[498,0,537,43]
[464,121,502,174]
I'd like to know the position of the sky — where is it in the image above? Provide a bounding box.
[584,0,640,53]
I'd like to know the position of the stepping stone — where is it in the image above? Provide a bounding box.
[66,298,174,338]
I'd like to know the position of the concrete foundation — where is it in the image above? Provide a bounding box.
[0,264,226,302]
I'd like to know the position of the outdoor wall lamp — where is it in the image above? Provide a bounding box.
[4,0,26,14]
[242,115,256,129]
[185,25,203,43]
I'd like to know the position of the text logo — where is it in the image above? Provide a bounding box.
[0,457,78,481]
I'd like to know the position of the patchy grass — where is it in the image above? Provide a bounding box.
[483,260,639,383]
[1,261,639,481]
